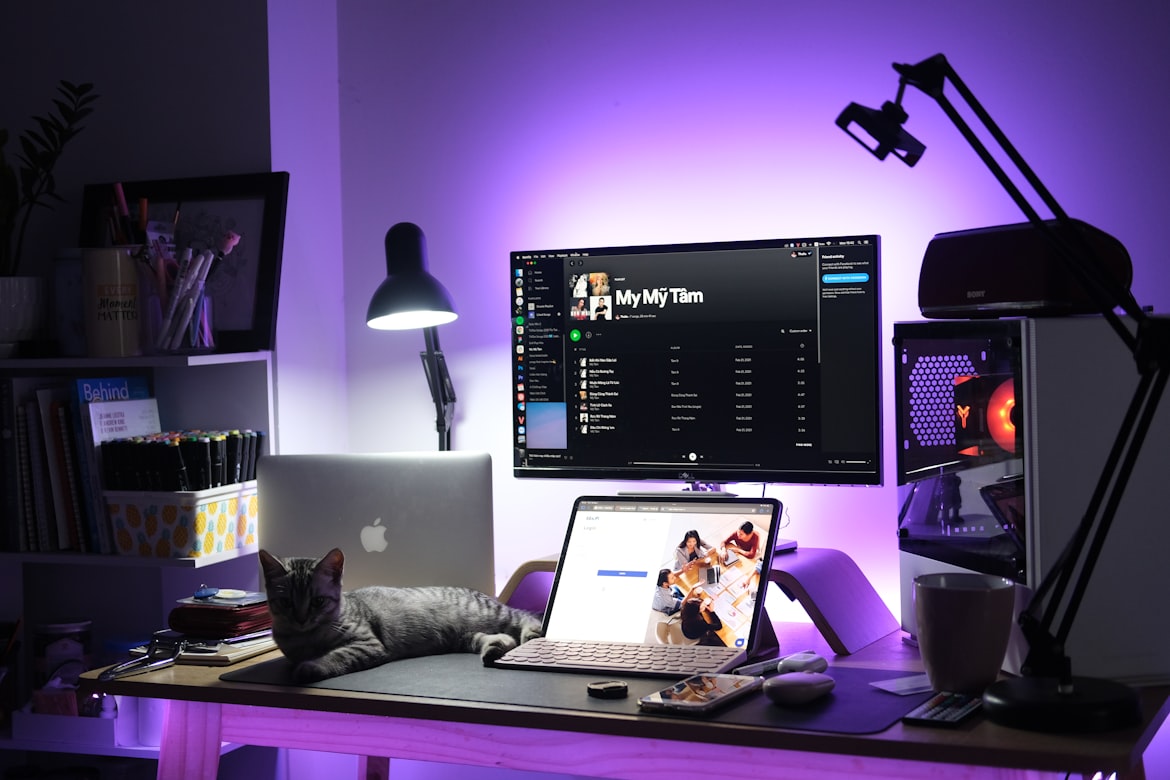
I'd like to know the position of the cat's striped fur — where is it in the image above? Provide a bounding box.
[259,547,543,683]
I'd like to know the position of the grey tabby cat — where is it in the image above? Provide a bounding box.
[259,547,543,683]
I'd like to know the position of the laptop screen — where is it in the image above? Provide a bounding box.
[543,496,781,649]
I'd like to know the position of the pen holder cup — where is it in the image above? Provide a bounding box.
[141,272,215,355]
[81,246,144,358]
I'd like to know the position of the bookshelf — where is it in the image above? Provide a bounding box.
[0,351,275,761]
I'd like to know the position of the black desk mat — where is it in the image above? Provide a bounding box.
[222,654,932,735]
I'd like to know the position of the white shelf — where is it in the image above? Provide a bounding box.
[1,345,273,767]
[3,543,258,569]
[0,350,271,371]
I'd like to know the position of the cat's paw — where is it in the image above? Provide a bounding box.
[477,632,518,666]
[520,626,543,644]
[292,659,331,683]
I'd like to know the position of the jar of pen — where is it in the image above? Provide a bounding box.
[139,226,240,355]
[142,245,214,354]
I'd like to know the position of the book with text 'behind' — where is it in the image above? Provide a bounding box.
[72,377,152,553]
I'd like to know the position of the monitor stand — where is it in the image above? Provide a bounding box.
[767,547,898,656]
[618,481,737,496]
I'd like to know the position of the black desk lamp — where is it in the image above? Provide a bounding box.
[366,222,458,451]
[838,53,1170,732]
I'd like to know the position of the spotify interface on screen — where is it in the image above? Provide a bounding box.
[510,237,880,482]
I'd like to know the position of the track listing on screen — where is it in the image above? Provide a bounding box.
[511,236,881,485]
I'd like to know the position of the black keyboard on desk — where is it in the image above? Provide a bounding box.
[491,637,742,677]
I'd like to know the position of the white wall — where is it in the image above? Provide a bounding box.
[268,0,349,454]
[333,0,1170,607]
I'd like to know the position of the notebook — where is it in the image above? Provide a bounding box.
[256,452,496,594]
[492,494,782,677]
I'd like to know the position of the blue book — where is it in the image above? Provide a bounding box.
[71,377,153,553]
[73,377,151,406]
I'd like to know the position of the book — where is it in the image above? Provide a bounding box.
[57,403,87,553]
[37,386,82,551]
[1,376,66,551]
[168,601,272,638]
[0,376,19,551]
[71,377,152,553]
[14,404,35,551]
[23,398,54,551]
[128,630,277,667]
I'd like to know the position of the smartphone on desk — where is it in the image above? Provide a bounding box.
[637,673,763,715]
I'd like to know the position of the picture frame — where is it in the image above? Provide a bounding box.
[79,171,290,353]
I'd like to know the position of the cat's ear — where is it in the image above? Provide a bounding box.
[317,548,345,584]
[258,548,286,579]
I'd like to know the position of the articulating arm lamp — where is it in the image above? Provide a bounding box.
[839,53,1170,732]
[420,326,456,451]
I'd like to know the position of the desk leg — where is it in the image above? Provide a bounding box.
[769,547,899,655]
[158,699,222,780]
[359,756,390,779]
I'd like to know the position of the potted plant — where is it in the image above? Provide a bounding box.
[0,80,99,354]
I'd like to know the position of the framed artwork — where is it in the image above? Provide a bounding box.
[80,171,290,353]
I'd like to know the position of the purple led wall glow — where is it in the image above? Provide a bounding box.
[332,2,1170,655]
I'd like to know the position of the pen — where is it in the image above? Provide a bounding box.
[210,434,226,487]
[252,431,266,477]
[732,656,782,677]
[227,431,242,483]
[198,436,213,491]
[113,182,137,244]
[240,431,255,482]
[167,438,190,491]
[158,248,193,349]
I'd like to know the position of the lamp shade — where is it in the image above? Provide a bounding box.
[366,222,458,330]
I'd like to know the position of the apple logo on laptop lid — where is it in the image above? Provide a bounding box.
[360,518,389,553]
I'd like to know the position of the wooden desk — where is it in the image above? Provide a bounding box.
[84,623,1170,780]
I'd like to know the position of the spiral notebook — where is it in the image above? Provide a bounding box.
[492,494,782,677]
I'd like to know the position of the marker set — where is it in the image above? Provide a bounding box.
[100,430,266,492]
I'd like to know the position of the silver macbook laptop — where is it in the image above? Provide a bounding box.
[256,452,495,594]
[493,494,782,677]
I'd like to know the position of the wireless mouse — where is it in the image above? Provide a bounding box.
[763,671,836,705]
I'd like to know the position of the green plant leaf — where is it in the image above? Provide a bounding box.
[3,77,99,275]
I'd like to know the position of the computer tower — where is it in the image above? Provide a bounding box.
[894,316,1170,684]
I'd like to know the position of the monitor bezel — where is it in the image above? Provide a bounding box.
[511,234,884,487]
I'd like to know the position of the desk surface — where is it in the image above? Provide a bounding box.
[85,622,1170,780]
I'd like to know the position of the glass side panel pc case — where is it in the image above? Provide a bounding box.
[510,235,882,486]
[892,320,1026,583]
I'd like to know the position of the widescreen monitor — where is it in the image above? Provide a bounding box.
[510,234,882,486]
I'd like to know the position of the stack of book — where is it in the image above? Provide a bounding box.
[128,590,276,667]
[0,376,154,553]
[0,374,266,556]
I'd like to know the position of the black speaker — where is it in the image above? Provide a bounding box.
[917,220,1132,319]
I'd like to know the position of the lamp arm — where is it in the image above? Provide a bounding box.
[420,326,457,451]
[896,55,1143,349]
[896,53,1170,685]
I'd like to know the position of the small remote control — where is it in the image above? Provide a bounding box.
[901,692,982,728]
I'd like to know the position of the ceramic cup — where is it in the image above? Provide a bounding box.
[914,572,1015,694]
[82,246,142,357]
